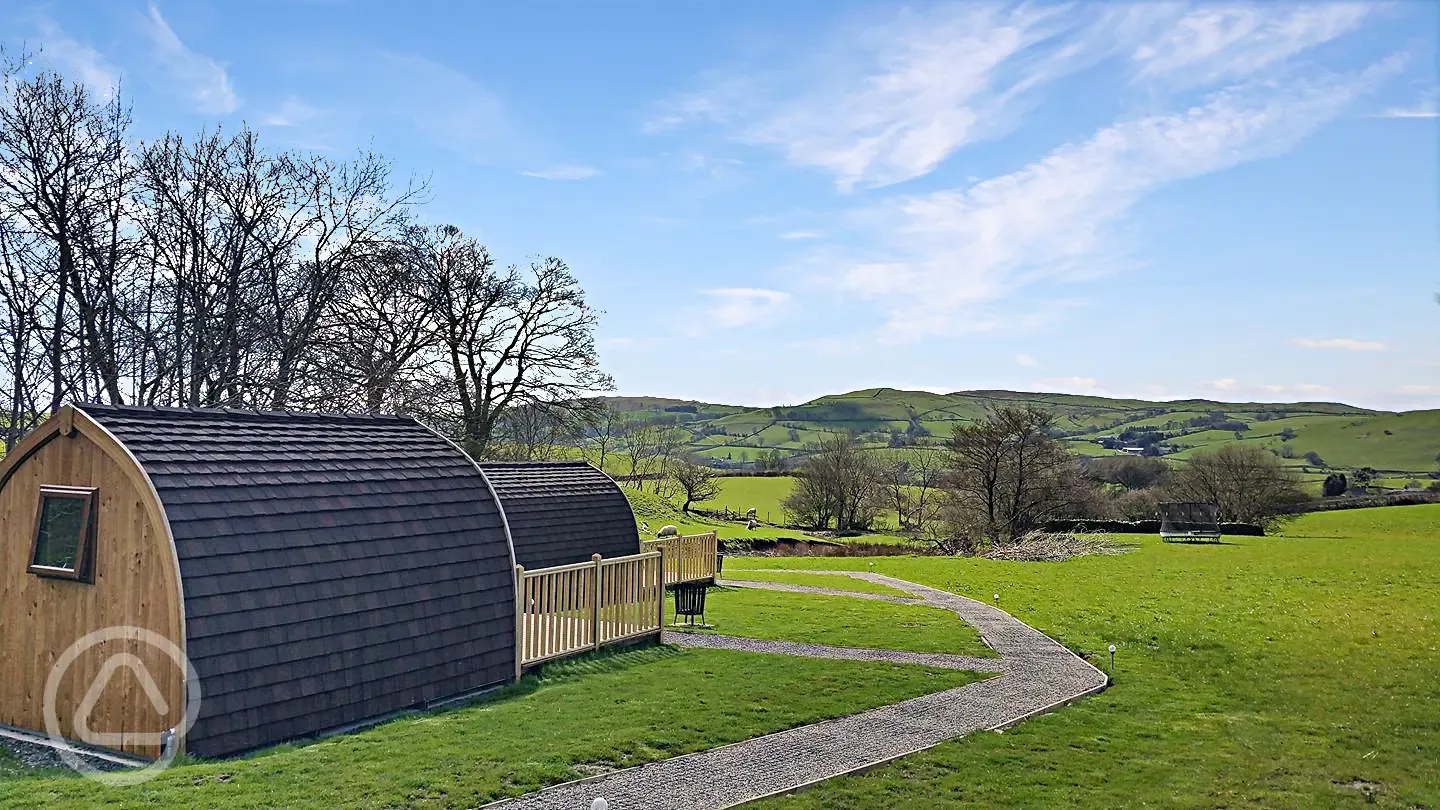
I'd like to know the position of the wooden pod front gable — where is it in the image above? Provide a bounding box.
[0,407,187,760]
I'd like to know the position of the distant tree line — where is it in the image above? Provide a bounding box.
[778,405,1309,552]
[0,51,609,456]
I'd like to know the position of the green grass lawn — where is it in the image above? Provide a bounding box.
[0,646,980,809]
[741,505,1440,808]
[667,585,997,658]
[699,475,795,522]
[720,569,915,597]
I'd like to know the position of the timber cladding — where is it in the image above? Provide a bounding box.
[2,405,519,760]
[0,417,185,759]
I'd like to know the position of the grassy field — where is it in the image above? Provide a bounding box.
[602,387,1438,477]
[0,647,980,809]
[720,569,914,597]
[700,475,795,521]
[624,482,918,547]
[742,505,1440,808]
[667,584,997,658]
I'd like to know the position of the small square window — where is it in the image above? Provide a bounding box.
[29,486,97,582]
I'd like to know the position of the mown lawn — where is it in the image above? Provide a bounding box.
[720,569,914,597]
[667,584,997,658]
[0,647,979,809]
[743,505,1440,808]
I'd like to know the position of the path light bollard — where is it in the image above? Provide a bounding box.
[592,799,608,810]
[993,593,1000,607]
[1108,644,1117,678]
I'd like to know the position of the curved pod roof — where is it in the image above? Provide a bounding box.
[72,405,518,758]
[479,461,640,570]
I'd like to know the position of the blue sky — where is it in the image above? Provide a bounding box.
[6,1,1439,410]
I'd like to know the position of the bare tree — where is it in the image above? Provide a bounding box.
[584,400,625,473]
[417,225,612,456]
[880,444,946,533]
[783,433,882,531]
[313,244,433,412]
[263,150,423,409]
[1164,445,1306,528]
[488,402,588,461]
[0,220,50,449]
[0,56,134,409]
[0,55,614,452]
[670,456,721,512]
[940,406,1084,549]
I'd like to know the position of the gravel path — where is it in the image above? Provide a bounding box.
[486,571,1107,810]
[705,576,923,605]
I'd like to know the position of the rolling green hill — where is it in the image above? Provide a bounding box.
[605,388,1439,477]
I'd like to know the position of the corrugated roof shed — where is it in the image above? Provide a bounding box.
[79,405,516,758]
[479,461,639,569]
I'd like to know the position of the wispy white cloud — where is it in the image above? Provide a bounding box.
[261,97,321,128]
[141,3,239,114]
[522,164,601,180]
[780,231,823,240]
[1258,382,1335,395]
[840,55,1404,341]
[379,53,509,162]
[702,288,791,327]
[1015,353,1040,367]
[1204,378,1240,391]
[34,18,117,94]
[647,2,1374,192]
[1371,88,1438,118]
[1132,3,1373,85]
[1292,337,1388,351]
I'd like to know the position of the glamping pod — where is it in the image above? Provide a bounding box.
[0,405,518,759]
[480,461,640,569]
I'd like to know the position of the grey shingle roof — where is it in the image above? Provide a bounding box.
[479,461,639,569]
[79,405,516,758]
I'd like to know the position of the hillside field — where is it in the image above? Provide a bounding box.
[604,388,1440,480]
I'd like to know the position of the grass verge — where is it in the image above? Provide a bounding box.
[0,645,981,809]
[667,585,996,658]
[720,569,914,598]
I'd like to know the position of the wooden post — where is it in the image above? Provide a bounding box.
[513,564,525,682]
[656,548,666,632]
[591,553,603,651]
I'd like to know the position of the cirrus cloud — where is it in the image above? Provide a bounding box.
[522,164,601,180]
[702,288,791,327]
[1292,337,1388,351]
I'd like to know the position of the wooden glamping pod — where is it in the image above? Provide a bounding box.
[479,461,640,569]
[0,404,522,759]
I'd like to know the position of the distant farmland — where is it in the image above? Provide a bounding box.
[603,388,1440,484]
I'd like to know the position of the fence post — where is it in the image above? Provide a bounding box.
[513,564,525,682]
[656,547,666,632]
[591,553,603,651]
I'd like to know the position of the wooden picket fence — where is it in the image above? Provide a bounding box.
[514,550,664,675]
[641,531,719,586]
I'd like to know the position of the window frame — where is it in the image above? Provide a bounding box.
[28,485,99,582]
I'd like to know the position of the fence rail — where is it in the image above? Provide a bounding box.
[641,531,719,586]
[514,551,664,674]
